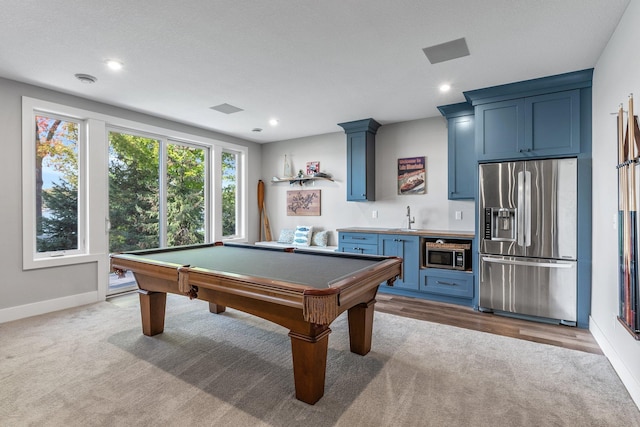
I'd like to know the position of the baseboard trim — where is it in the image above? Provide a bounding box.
[590,315,640,410]
[0,292,99,324]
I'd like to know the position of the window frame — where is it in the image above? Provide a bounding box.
[22,97,248,270]
[33,111,86,258]
[22,99,94,269]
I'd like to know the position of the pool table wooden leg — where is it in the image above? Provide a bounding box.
[138,290,166,336]
[347,298,376,355]
[208,302,226,314]
[288,327,331,405]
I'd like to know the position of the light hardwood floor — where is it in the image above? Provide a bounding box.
[375,293,603,354]
[109,291,602,355]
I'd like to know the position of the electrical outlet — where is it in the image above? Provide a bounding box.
[455,211,462,220]
[372,210,378,219]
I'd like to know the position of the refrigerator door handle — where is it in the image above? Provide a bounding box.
[517,171,525,246]
[524,170,532,247]
[481,256,573,269]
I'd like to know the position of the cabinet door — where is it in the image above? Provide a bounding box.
[448,115,476,199]
[346,133,375,201]
[476,99,525,161]
[378,235,419,290]
[525,90,580,156]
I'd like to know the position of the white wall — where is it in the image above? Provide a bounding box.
[0,77,261,320]
[591,0,640,407]
[259,116,474,246]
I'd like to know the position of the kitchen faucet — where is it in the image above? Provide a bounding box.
[406,205,415,230]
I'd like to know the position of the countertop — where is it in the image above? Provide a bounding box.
[336,227,475,239]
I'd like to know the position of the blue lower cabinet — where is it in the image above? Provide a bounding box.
[420,269,474,301]
[338,231,476,307]
[378,234,419,290]
[338,232,378,255]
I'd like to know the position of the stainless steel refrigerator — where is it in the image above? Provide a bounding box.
[478,158,578,325]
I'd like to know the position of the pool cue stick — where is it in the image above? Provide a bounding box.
[633,103,640,330]
[258,180,265,240]
[622,109,631,325]
[618,104,627,322]
[629,94,637,329]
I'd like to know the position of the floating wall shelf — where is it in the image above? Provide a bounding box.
[271,176,335,186]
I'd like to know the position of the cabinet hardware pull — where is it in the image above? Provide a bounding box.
[436,280,457,286]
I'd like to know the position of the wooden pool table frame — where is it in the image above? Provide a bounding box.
[110,243,401,404]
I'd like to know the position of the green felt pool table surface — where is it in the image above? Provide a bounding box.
[117,243,385,290]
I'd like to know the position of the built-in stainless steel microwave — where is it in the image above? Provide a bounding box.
[425,241,471,271]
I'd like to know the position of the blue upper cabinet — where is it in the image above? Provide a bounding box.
[338,118,381,201]
[438,102,476,200]
[466,69,591,161]
[475,98,525,160]
[525,90,581,155]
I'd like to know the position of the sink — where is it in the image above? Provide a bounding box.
[384,228,421,232]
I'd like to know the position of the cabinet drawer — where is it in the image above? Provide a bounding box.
[420,270,473,299]
[339,233,378,245]
[338,244,378,255]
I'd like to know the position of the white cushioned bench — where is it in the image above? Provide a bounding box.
[255,241,338,253]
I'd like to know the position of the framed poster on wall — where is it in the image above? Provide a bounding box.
[287,189,321,216]
[398,156,426,195]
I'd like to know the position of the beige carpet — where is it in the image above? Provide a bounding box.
[1,294,639,426]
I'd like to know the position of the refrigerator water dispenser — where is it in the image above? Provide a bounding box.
[485,207,517,241]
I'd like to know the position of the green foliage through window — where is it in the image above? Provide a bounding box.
[35,115,79,253]
[108,132,208,252]
[222,151,237,237]
[167,144,205,246]
[108,132,161,252]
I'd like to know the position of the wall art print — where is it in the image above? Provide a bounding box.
[287,189,321,216]
[398,156,426,195]
[306,161,320,176]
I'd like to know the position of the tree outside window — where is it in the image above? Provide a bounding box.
[35,115,79,253]
[222,151,237,237]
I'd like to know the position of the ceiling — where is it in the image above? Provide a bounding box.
[0,1,629,143]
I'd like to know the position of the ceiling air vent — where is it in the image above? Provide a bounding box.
[210,103,244,114]
[422,38,470,64]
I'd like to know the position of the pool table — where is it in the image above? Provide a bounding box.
[110,242,401,404]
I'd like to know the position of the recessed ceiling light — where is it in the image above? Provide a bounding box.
[75,73,97,84]
[439,84,451,92]
[269,119,279,126]
[106,60,123,71]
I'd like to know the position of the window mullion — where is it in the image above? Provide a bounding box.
[159,139,168,248]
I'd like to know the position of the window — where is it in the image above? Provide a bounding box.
[166,143,206,246]
[23,97,248,271]
[108,131,161,252]
[108,131,209,253]
[34,113,85,257]
[222,150,238,237]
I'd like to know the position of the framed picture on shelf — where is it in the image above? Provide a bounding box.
[287,189,321,216]
[397,156,426,195]
[306,161,320,176]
